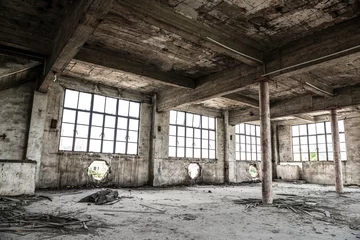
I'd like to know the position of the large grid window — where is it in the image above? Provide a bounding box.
[169,111,216,159]
[235,123,261,161]
[59,89,140,155]
[292,121,346,161]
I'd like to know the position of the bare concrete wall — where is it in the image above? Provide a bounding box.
[153,111,225,186]
[0,82,34,160]
[37,79,151,188]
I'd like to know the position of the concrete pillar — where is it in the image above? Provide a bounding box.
[26,91,48,186]
[223,111,229,183]
[259,80,273,204]
[330,109,344,193]
[148,95,157,186]
[271,122,279,179]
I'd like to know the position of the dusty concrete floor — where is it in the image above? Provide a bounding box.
[2,182,360,240]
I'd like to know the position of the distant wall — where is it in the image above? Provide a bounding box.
[276,118,360,185]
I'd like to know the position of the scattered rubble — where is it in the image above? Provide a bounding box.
[0,195,90,235]
[78,189,119,205]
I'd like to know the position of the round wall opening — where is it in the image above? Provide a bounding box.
[248,164,259,178]
[188,163,201,180]
[88,160,109,181]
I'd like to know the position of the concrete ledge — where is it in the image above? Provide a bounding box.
[276,165,301,180]
[0,161,36,196]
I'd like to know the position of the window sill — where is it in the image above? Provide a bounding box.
[166,157,218,163]
[57,151,140,158]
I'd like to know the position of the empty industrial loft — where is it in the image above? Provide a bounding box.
[1,0,360,239]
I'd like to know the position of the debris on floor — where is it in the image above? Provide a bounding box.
[78,189,119,205]
[0,195,89,235]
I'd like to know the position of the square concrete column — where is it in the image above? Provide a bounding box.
[330,109,344,193]
[259,80,273,204]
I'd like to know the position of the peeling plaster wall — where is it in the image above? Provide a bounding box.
[276,118,360,185]
[37,79,151,188]
[0,82,36,195]
[152,111,225,186]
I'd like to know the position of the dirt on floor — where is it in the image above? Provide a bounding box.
[1,182,360,240]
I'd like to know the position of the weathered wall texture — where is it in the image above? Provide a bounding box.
[0,82,33,160]
[0,160,36,195]
[37,79,151,188]
[276,117,360,185]
[153,111,225,186]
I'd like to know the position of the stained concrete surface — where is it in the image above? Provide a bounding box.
[1,182,360,240]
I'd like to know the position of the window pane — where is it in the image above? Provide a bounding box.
[318,135,326,143]
[103,128,115,140]
[59,137,73,151]
[92,113,104,127]
[194,139,200,148]
[328,153,334,160]
[102,141,114,153]
[186,138,193,147]
[170,111,177,124]
[309,136,316,144]
[90,126,103,139]
[194,129,201,138]
[341,151,347,160]
[105,116,116,128]
[299,125,307,135]
[327,134,332,143]
[202,139,209,149]
[116,130,127,141]
[77,112,90,125]
[186,148,193,158]
[193,115,200,128]
[186,113,193,127]
[340,143,346,151]
[169,125,176,136]
[325,122,331,133]
[209,131,216,140]
[293,145,300,153]
[117,117,128,129]
[300,136,308,144]
[250,125,256,136]
[339,133,345,143]
[245,124,251,134]
[169,147,176,157]
[116,142,126,154]
[93,95,105,112]
[177,147,184,157]
[177,112,185,125]
[209,140,215,150]
[235,125,240,134]
[236,143,240,151]
[118,100,129,116]
[327,144,333,152]
[62,109,76,123]
[202,116,209,129]
[294,153,301,161]
[292,126,299,136]
[178,126,185,137]
[319,152,327,161]
[202,130,208,139]
[74,138,87,152]
[202,149,208,159]
[61,123,74,137]
[128,131,138,143]
[64,90,78,109]
[239,124,245,134]
[177,137,185,147]
[89,139,101,152]
[316,122,325,134]
[246,152,251,160]
[209,150,216,159]
[186,128,193,137]
[318,144,326,152]
[310,152,318,161]
[301,153,309,161]
[129,102,140,118]
[78,92,91,110]
[241,152,246,160]
[236,152,240,160]
[76,125,88,138]
[309,144,317,152]
[339,120,344,132]
[105,97,117,115]
[129,119,139,131]
[169,136,176,147]
[308,124,316,134]
[300,145,308,153]
[209,118,215,130]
